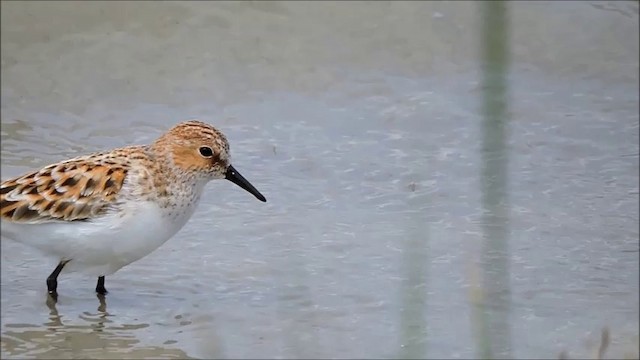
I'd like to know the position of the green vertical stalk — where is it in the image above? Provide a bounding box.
[477,0,512,359]
[399,224,429,359]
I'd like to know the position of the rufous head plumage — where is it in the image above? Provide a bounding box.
[151,120,265,202]
[152,120,231,181]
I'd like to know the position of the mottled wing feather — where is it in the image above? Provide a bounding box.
[1,159,128,223]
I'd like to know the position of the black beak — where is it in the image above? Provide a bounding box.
[225,165,267,202]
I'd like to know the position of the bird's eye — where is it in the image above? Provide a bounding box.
[199,146,214,158]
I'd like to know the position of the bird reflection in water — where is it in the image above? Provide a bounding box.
[44,293,111,331]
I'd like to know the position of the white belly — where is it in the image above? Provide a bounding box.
[0,200,197,276]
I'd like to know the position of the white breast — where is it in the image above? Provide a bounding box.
[1,196,202,276]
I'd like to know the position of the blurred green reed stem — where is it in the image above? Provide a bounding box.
[398,223,429,359]
[475,1,513,359]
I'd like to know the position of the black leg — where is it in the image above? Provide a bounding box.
[96,276,108,295]
[46,261,68,299]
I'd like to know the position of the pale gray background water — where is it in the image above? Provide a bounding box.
[1,1,638,359]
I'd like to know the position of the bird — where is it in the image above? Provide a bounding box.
[0,119,266,300]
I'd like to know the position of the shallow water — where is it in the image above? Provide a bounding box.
[1,1,638,359]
